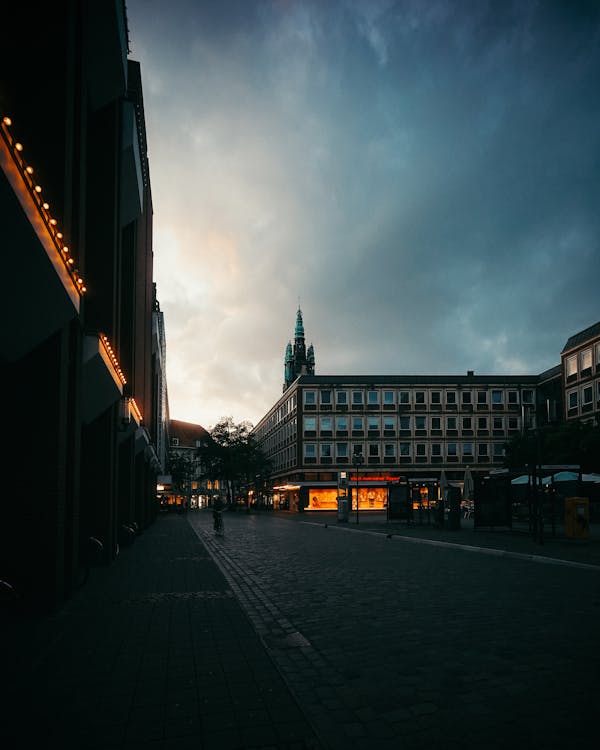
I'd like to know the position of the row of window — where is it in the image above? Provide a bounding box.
[304,441,504,459]
[564,344,600,381]
[303,388,534,408]
[304,414,526,432]
[567,380,600,412]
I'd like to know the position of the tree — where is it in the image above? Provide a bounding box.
[196,417,272,506]
[504,421,600,473]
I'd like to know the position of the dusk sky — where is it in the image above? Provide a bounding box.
[126,0,600,430]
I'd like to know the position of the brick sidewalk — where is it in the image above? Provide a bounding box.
[1,513,323,750]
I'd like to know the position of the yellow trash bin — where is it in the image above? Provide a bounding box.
[565,497,590,539]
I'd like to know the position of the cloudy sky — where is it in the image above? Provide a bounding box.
[126,0,600,430]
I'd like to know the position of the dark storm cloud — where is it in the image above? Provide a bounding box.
[127,0,600,426]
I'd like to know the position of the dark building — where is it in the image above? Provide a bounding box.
[253,311,597,512]
[1,2,167,611]
[561,321,600,425]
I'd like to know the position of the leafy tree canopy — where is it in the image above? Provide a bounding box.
[504,421,600,473]
[196,417,272,502]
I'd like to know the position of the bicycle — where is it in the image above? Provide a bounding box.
[213,509,224,537]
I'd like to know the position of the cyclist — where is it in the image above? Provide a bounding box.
[212,497,225,535]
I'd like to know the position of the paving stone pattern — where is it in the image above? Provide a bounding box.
[2,514,322,750]
[189,510,600,750]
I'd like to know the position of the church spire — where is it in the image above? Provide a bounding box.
[283,306,315,391]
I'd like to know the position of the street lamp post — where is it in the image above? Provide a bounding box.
[352,450,364,524]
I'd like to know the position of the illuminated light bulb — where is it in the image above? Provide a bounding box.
[26,166,34,174]
[68,258,74,265]
[34,185,42,193]
[81,286,87,293]
[15,142,23,151]
[3,117,12,126]
[62,246,69,253]
[77,278,83,285]
[50,218,57,226]
[56,232,62,239]
[43,202,50,210]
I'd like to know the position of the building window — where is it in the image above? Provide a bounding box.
[568,390,578,410]
[493,443,504,457]
[462,417,472,430]
[508,391,518,404]
[478,417,488,429]
[368,391,379,405]
[477,391,487,405]
[399,391,410,404]
[508,416,519,430]
[399,442,410,456]
[304,416,316,432]
[478,443,488,456]
[582,386,593,405]
[462,391,472,404]
[463,442,473,456]
[367,417,380,431]
[447,416,457,430]
[415,416,426,430]
[522,390,534,404]
[320,417,332,433]
[446,391,456,404]
[431,443,441,456]
[336,416,348,431]
[337,442,348,458]
[321,390,332,405]
[492,390,503,404]
[566,355,577,379]
[493,417,503,430]
[368,443,379,457]
[305,391,316,405]
[352,416,364,431]
[384,443,395,458]
[383,390,394,405]
[431,391,441,404]
[320,443,332,458]
[596,344,600,367]
[352,391,363,405]
[415,391,425,404]
[383,416,395,431]
[416,443,426,456]
[336,391,347,405]
[400,416,410,430]
[431,416,441,430]
[304,444,316,459]
[447,443,457,456]
[580,349,592,373]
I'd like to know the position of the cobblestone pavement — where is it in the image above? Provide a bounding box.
[189,509,600,750]
[2,513,322,750]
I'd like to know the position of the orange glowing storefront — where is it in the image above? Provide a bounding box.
[273,474,406,512]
